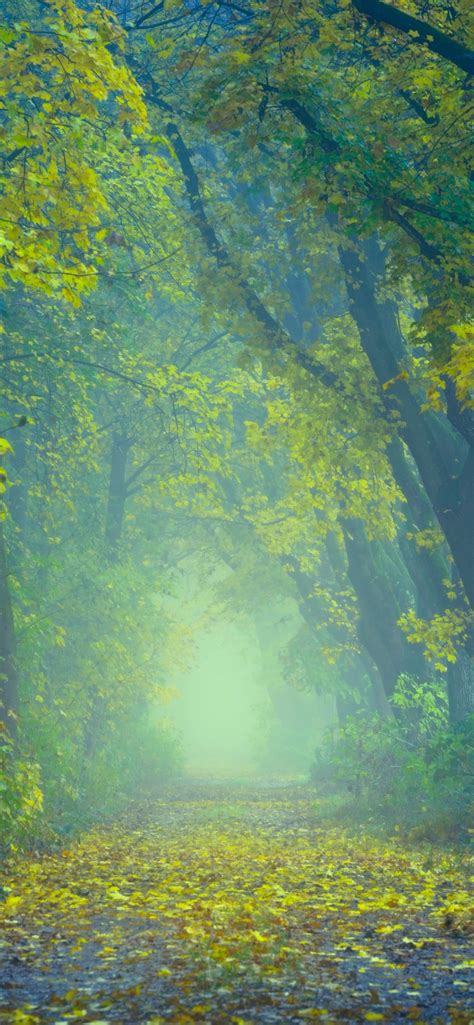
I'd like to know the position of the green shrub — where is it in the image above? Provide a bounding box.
[1,707,183,848]
[0,727,43,852]
[311,678,473,842]
[116,712,183,793]
[45,712,183,834]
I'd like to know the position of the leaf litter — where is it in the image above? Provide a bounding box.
[0,781,472,1024]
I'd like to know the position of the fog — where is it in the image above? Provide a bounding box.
[159,555,336,777]
[173,623,261,774]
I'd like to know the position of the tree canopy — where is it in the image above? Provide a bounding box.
[0,0,473,845]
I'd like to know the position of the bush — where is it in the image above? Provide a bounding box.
[311,678,474,842]
[1,708,183,849]
[117,712,183,793]
[45,712,183,835]
[0,727,43,853]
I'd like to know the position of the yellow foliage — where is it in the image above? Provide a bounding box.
[398,607,474,669]
[0,0,148,300]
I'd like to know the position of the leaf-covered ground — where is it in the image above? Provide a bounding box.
[0,781,473,1025]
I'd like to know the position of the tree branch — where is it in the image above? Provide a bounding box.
[352,0,474,75]
[165,120,340,390]
[125,455,158,491]
[278,91,470,277]
[179,331,230,371]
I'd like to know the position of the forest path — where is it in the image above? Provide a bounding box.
[0,779,472,1025]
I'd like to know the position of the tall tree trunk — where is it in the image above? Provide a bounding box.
[82,432,131,764]
[105,431,131,561]
[342,519,427,699]
[335,684,360,724]
[325,528,420,706]
[0,522,18,738]
[387,439,448,617]
[82,431,131,762]
[359,649,393,718]
[339,243,474,719]
[8,428,28,539]
[289,551,392,716]
[339,238,474,609]
[387,439,474,721]
[447,650,474,724]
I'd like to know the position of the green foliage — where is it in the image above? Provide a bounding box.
[392,673,449,735]
[0,0,148,301]
[0,0,472,859]
[45,713,183,836]
[119,713,183,794]
[0,728,43,852]
[0,711,182,848]
[312,679,473,841]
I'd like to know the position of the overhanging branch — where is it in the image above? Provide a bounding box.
[165,120,340,390]
[352,0,473,75]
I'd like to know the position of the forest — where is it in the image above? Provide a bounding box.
[0,0,473,1022]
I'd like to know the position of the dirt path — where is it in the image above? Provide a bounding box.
[0,781,472,1024]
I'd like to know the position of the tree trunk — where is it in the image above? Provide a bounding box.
[342,519,427,699]
[387,439,448,616]
[387,438,474,721]
[339,238,474,610]
[447,649,474,724]
[0,521,18,738]
[105,431,130,561]
[360,650,393,718]
[82,432,131,764]
[335,685,360,723]
[8,428,28,538]
[289,550,391,715]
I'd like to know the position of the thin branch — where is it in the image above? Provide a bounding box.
[129,3,165,30]
[125,455,158,491]
[179,331,230,370]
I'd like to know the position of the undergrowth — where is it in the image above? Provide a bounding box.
[311,691,474,843]
[0,712,182,854]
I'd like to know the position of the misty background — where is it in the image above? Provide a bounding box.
[160,557,334,776]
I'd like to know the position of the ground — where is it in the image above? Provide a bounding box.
[0,780,473,1025]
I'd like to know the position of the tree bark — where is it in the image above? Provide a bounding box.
[351,0,474,75]
[339,238,474,610]
[290,549,393,715]
[8,427,28,538]
[447,649,474,724]
[105,431,131,561]
[0,521,18,738]
[342,518,427,698]
[388,438,449,617]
